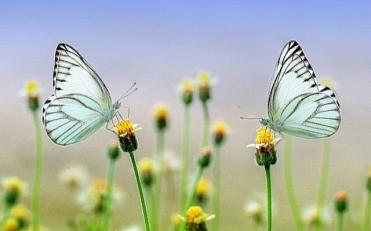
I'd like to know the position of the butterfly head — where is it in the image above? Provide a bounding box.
[113,101,121,110]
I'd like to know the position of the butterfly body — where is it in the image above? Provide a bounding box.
[262,40,341,139]
[42,43,121,146]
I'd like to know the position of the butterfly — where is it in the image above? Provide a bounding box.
[259,40,341,138]
[42,44,133,146]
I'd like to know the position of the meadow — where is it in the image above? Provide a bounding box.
[1,2,371,231]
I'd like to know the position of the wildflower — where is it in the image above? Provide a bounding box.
[171,213,181,228]
[78,179,123,214]
[58,165,88,191]
[164,151,181,173]
[247,128,281,167]
[180,79,195,105]
[197,71,213,103]
[184,206,215,231]
[19,81,41,112]
[153,103,170,131]
[196,178,210,205]
[11,204,29,228]
[198,147,212,169]
[3,218,19,231]
[108,139,121,160]
[138,157,155,187]
[2,177,27,207]
[303,206,331,227]
[319,76,336,89]
[212,120,229,146]
[114,119,141,153]
[335,191,348,214]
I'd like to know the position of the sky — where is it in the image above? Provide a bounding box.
[0,1,371,229]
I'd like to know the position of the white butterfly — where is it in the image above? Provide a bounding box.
[260,40,341,138]
[42,44,131,146]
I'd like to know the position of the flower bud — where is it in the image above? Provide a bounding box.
[197,71,212,104]
[335,191,348,214]
[196,178,210,205]
[138,158,155,188]
[198,147,212,169]
[180,79,194,106]
[153,103,170,131]
[107,140,121,160]
[212,120,229,146]
[114,120,141,153]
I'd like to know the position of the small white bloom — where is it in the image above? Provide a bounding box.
[59,165,88,190]
[122,225,142,231]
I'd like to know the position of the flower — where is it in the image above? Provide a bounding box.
[179,79,195,105]
[319,76,337,89]
[58,165,88,191]
[164,151,181,173]
[2,177,27,207]
[244,200,264,224]
[196,178,210,204]
[247,128,281,167]
[171,213,181,228]
[303,206,331,227]
[108,139,121,160]
[212,120,229,145]
[198,147,212,169]
[19,81,41,111]
[3,218,19,231]
[334,191,348,214]
[184,206,214,231]
[78,179,124,213]
[197,71,213,103]
[138,157,155,187]
[153,103,170,131]
[114,119,141,153]
[11,204,29,228]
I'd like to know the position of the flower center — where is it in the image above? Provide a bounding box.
[255,128,274,145]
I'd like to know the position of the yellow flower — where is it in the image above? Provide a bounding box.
[197,71,213,103]
[212,120,229,145]
[2,177,26,195]
[114,119,141,152]
[11,204,29,221]
[22,81,40,99]
[153,103,170,131]
[3,218,19,231]
[181,79,195,94]
[198,71,211,88]
[319,76,336,89]
[185,206,214,229]
[139,158,154,174]
[196,178,210,198]
[247,128,281,166]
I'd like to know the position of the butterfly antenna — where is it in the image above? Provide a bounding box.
[240,116,263,120]
[118,82,138,102]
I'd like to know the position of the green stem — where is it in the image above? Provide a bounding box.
[101,158,116,231]
[265,165,272,231]
[316,139,331,230]
[179,166,205,231]
[32,111,44,231]
[211,145,221,231]
[129,151,151,231]
[0,207,11,229]
[152,131,165,231]
[201,102,210,147]
[284,136,304,231]
[364,191,371,231]
[180,106,191,212]
[337,212,344,231]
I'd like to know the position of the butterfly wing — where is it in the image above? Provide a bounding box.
[42,44,113,145]
[268,40,341,138]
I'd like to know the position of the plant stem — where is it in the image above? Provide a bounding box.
[180,106,191,212]
[101,158,116,231]
[316,139,331,231]
[284,136,304,231]
[337,212,344,231]
[265,165,272,231]
[211,145,221,231]
[201,102,210,147]
[32,111,44,231]
[129,151,151,231]
[364,191,371,231]
[0,207,10,229]
[152,131,165,231]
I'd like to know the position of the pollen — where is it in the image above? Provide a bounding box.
[255,128,274,145]
[186,206,207,225]
[114,119,140,137]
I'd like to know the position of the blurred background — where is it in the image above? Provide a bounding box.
[1,1,371,230]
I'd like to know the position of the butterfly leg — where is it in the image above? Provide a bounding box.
[105,121,116,134]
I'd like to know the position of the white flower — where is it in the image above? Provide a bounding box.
[164,150,181,173]
[59,165,88,190]
[122,225,142,231]
[303,205,331,226]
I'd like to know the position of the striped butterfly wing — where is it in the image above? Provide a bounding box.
[268,40,341,138]
[42,44,113,145]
